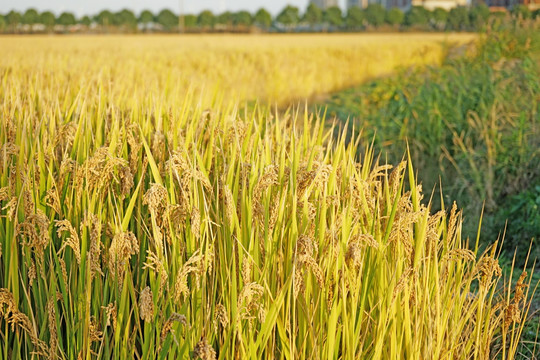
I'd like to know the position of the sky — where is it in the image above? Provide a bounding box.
[0,1,348,17]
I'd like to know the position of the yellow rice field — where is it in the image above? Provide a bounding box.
[0,33,475,106]
[2,32,532,360]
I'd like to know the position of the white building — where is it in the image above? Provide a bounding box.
[411,0,467,10]
[310,0,340,9]
[347,0,374,8]
[348,0,467,10]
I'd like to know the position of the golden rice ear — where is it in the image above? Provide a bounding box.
[173,250,203,303]
[241,255,251,286]
[143,183,169,216]
[83,213,104,278]
[47,297,58,359]
[55,219,82,264]
[193,337,217,360]
[101,303,117,329]
[143,250,169,298]
[213,304,229,330]
[0,289,17,317]
[139,286,154,323]
[89,316,103,343]
[159,313,188,352]
[109,231,139,281]
[503,271,528,332]
[190,207,201,240]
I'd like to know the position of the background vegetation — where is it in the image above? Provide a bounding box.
[320,18,539,266]
[1,4,539,34]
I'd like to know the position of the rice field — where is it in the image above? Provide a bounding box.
[0,33,475,106]
[0,33,534,359]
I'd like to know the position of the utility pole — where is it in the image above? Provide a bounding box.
[179,0,184,33]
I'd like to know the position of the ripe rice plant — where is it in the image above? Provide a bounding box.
[0,32,534,359]
[0,99,534,358]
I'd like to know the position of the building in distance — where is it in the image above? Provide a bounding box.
[311,0,340,9]
[485,0,540,11]
[348,0,539,10]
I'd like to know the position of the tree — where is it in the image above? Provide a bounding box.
[6,10,22,31]
[447,7,469,31]
[364,4,385,28]
[22,8,39,25]
[0,15,6,31]
[233,11,252,27]
[57,12,76,26]
[115,9,137,29]
[254,8,272,28]
[157,9,178,30]
[276,5,300,28]
[469,5,489,30]
[184,14,197,28]
[40,11,56,30]
[303,3,323,27]
[512,5,531,20]
[324,6,343,27]
[79,16,91,26]
[431,8,448,29]
[346,6,364,29]
[198,10,215,28]
[405,6,430,27]
[95,10,114,26]
[385,8,404,27]
[216,11,233,28]
[139,10,154,26]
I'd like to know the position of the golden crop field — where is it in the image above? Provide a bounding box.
[1,33,475,107]
[0,32,533,360]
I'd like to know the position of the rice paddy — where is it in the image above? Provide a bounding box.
[0,33,474,106]
[0,31,535,359]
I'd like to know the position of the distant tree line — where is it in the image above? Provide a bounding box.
[0,4,538,34]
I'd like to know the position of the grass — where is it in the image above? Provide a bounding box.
[317,20,540,358]
[319,19,540,263]
[0,30,535,359]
